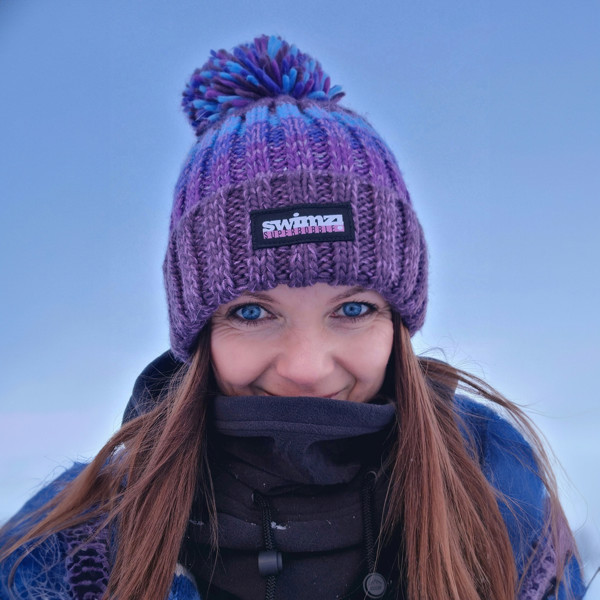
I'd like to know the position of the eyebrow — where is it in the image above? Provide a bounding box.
[235,290,277,302]
[329,286,371,302]
[239,286,371,302]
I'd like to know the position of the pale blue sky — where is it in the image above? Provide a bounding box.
[1,0,599,587]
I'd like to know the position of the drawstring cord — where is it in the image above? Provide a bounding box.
[253,472,388,600]
[253,491,283,600]
[361,471,378,573]
[361,471,388,599]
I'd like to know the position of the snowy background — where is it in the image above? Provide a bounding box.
[1,0,599,594]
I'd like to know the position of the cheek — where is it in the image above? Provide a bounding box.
[348,322,394,384]
[210,331,269,391]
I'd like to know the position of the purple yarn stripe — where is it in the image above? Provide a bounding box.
[164,236,188,334]
[372,133,409,198]
[227,120,249,188]
[64,522,110,600]
[244,105,271,176]
[372,186,396,290]
[335,110,390,187]
[207,116,239,197]
[243,107,276,290]
[316,109,352,177]
[276,103,312,172]
[518,534,558,600]
[193,128,220,204]
[304,104,336,173]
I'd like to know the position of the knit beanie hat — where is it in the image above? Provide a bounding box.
[164,35,428,362]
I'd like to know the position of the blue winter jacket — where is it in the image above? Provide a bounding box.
[0,391,586,599]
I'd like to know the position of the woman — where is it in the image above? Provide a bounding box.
[0,35,586,600]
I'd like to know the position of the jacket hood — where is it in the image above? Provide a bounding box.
[122,350,183,424]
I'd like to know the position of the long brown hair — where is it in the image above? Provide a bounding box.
[384,313,575,599]
[0,326,216,599]
[0,315,577,600]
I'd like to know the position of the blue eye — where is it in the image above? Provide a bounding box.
[339,302,370,318]
[235,304,265,321]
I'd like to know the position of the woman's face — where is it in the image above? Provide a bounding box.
[210,283,393,402]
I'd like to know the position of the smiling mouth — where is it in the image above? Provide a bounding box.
[261,390,343,399]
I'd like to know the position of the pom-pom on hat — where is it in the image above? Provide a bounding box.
[165,35,428,361]
[182,35,345,136]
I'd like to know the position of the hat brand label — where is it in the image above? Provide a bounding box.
[262,212,345,236]
[250,203,355,249]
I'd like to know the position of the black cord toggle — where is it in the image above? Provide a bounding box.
[258,550,284,577]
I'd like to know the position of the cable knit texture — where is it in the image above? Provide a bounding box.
[164,35,428,361]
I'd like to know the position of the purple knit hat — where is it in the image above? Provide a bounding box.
[165,35,428,361]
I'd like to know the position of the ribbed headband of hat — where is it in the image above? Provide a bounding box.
[164,35,428,362]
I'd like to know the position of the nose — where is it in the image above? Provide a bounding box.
[273,328,337,393]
